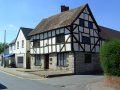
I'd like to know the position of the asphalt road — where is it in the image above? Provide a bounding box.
[0,71,103,90]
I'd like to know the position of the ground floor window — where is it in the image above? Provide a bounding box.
[17,57,23,63]
[84,54,92,63]
[57,53,67,66]
[34,54,41,66]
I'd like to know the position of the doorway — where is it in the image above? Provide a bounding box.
[44,54,49,69]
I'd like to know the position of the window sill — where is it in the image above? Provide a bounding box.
[57,65,69,67]
[34,64,42,66]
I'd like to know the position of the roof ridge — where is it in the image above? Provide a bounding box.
[20,27,33,30]
[99,25,120,32]
[29,4,87,36]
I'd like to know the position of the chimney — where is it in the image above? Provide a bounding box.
[61,5,69,12]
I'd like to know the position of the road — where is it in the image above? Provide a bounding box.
[0,71,103,90]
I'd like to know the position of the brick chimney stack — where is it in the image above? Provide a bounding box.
[61,5,69,12]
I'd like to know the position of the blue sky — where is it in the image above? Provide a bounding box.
[0,0,120,43]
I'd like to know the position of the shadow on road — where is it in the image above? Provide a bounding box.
[0,83,7,89]
[77,71,103,76]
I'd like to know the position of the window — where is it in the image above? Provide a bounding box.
[34,55,41,66]
[84,54,92,63]
[56,33,65,43]
[33,40,40,48]
[22,40,24,48]
[17,57,23,63]
[17,41,19,49]
[88,21,93,29]
[79,19,84,27]
[82,36,90,44]
[57,53,67,66]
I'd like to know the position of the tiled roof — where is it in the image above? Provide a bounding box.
[99,26,120,40]
[9,39,16,45]
[29,4,87,36]
[20,27,33,39]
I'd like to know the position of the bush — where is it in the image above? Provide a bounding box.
[100,40,120,76]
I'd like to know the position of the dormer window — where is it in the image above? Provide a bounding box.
[56,33,65,44]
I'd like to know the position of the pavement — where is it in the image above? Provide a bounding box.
[0,66,117,90]
[0,67,44,80]
[16,68,73,78]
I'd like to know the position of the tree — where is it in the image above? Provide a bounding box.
[100,40,120,76]
[0,42,9,53]
[100,40,120,88]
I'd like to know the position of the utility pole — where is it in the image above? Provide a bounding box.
[3,30,6,67]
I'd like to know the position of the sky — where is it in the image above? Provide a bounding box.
[0,0,120,43]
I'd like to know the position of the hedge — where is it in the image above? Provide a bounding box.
[100,40,120,76]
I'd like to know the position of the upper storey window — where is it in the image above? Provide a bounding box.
[79,19,84,27]
[17,41,19,49]
[88,21,93,29]
[22,40,24,48]
[56,33,65,44]
[82,36,90,44]
[33,40,40,48]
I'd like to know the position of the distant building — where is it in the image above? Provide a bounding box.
[0,48,9,67]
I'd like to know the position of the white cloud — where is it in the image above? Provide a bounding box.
[8,24,16,28]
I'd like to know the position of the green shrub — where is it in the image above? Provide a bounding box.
[100,40,120,76]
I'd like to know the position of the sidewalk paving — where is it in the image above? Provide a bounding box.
[0,67,73,79]
[0,67,44,80]
[16,68,73,78]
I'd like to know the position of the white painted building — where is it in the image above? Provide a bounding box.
[8,39,16,66]
[9,39,16,54]
[11,27,33,68]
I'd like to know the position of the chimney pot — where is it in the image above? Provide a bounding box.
[61,5,69,12]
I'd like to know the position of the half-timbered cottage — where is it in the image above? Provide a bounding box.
[28,4,104,74]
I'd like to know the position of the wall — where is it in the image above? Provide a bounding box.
[30,52,74,73]
[72,6,100,52]
[9,44,16,54]
[49,52,74,72]
[15,53,25,68]
[15,30,27,68]
[74,52,101,74]
[30,27,71,55]
[30,54,44,70]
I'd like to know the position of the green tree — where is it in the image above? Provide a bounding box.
[100,40,120,76]
[0,42,9,53]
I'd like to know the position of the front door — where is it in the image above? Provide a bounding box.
[26,56,31,69]
[26,52,31,69]
[44,54,49,69]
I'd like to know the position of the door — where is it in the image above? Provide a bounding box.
[26,56,31,69]
[44,54,49,69]
[26,52,31,69]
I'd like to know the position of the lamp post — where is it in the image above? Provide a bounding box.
[3,30,6,67]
